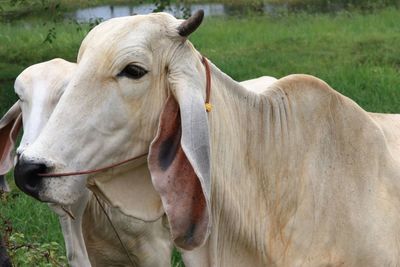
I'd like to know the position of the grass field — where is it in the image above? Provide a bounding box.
[1,6,400,266]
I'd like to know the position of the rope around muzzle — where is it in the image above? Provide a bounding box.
[38,153,148,177]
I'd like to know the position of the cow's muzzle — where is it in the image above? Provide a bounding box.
[14,159,48,200]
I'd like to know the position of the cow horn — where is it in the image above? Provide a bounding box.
[177,10,204,37]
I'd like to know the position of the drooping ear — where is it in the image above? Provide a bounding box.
[148,78,211,250]
[86,155,164,222]
[0,101,22,176]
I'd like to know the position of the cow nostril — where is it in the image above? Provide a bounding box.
[25,167,45,189]
[14,160,48,200]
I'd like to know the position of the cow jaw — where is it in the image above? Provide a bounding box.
[39,175,88,205]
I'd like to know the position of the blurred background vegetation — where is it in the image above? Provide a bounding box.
[1,0,400,266]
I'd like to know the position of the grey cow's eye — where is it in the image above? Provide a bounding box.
[118,64,148,79]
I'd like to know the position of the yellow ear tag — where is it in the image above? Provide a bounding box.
[205,102,212,112]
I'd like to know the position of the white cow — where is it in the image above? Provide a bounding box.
[0,58,172,267]
[0,58,276,266]
[15,10,400,267]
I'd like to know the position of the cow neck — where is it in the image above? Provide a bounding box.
[38,56,212,178]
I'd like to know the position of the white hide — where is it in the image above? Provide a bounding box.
[240,76,277,93]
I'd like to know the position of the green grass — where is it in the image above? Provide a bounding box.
[1,183,62,245]
[0,19,88,79]
[1,6,400,266]
[192,9,400,113]
[0,178,67,266]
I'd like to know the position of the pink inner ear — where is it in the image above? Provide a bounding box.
[0,122,13,161]
[0,115,22,175]
[149,94,209,250]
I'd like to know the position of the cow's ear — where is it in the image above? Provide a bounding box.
[0,101,22,175]
[149,11,210,250]
[149,78,211,250]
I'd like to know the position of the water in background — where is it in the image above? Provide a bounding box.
[71,3,268,22]
[70,1,400,22]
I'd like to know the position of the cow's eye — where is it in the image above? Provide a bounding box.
[118,64,148,79]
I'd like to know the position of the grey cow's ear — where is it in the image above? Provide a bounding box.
[0,101,22,176]
[148,76,211,250]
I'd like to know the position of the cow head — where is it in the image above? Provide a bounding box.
[0,59,76,192]
[14,59,77,155]
[16,11,211,250]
